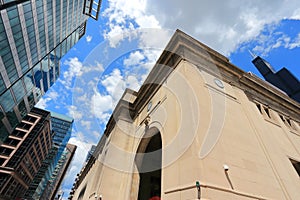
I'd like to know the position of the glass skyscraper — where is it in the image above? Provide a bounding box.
[0,0,101,141]
[0,107,52,199]
[24,111,74,199]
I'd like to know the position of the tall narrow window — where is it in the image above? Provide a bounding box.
[290,159,300,177]
[256,104,262,114]
[264,107,271,118]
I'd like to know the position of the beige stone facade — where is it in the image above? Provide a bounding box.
[70,30,300,200]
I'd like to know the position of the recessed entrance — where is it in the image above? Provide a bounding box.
[137,132,162,200]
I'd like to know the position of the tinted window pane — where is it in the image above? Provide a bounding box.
[0,90,15,112]
[12,80,26,103]
[18,99,27,118]
[6,110,19,131]
[24,70,34,93]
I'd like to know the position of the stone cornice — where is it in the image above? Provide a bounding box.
[102,29,300,138]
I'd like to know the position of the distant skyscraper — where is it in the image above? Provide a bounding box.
[24,111,74,199]
[0,0,101,141]
[85,145,96,163]
[42,143,77,200]
[0,107,51,200]
[252,56,300,103]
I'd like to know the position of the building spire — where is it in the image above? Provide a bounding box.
[248,49,257,60]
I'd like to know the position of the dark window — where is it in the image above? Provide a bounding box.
[290,159,300,177]
[23,115,37,123]
[256,104,262,114]
[264,107,271,118]
[17,122,32,130]
[280,115,285,122]
[286,118,292,127]
[4,138,20,146]
[11,129,26,138]
[0,158,6,165]
[0,147,13,157]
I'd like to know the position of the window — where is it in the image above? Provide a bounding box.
[17,122,32,131]
[264,107,271,118]
[290,159,300,177]
[0,147,13,157]
[4,138,20,146]
[23,115,37,123]
[256,104,262,114]
[0,158,6,166]
[0,90,15,112]
[256,103,272,119]
[12,80,26,103]
[279,114,298,131]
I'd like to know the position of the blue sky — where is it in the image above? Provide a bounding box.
[35,0,300,198]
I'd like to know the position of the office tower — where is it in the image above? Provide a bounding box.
[85,145,96,163]
[70,30,300,200]
[24,111,73,199]
[252,56,300,103]
[0,1,31,10]
[41,143,77,200]
[0,0,101,141]
[0,107,51,200]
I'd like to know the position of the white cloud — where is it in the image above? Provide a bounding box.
[102,0,300,55]
[138,29,171,49]
[123,51,145,67]
[149,1,300,55]
[248,29,300,56]
[103,0,159,28]
[91,91,113,122]
[287,33,300,49]
[92,131,101,138]
[101,69,125,101]
[62,57,83,88]
[35,90,59,109]
[126,75,140,91]
[291,8,300,19]
[103,24,127,48]
[47,90,59,100]
[103,0,160,47]
[80,120,92,130]
[86,35,92,43]
[67,105,83,120]
[36,97,51,109]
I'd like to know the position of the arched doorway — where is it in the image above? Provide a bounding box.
[136,131,162,200]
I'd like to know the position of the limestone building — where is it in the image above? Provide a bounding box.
[70,30,300,200]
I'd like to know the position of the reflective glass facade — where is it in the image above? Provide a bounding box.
[0,0,88,141]
[0,107,51,200]
[24,111,73,199]
[42,144,77,200]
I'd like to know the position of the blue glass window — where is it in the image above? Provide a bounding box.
[0,119,9,142]
[33,64,42,89]
[18,99,27,118]
[0,75,5,94]
[12,80,26,103]
[0,89,15,112]
[6,110,19,134]
[27,92,35,110]
[24,70,34,93]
